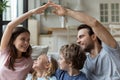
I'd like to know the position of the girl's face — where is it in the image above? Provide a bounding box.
[13,32,30,53]
[32,54,49,71]
[58,54,69,71]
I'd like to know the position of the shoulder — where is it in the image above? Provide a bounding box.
[0,48,9,55]
[25,57,33,64]
[0,48,9,61]
[102,42,120,55]
[55,68,66,75]
[102,42,120,50]
[78,71,88,80]
[54,68,67,79]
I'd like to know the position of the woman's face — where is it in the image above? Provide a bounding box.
[58,54,69,71]
[13,32,30,53]
[32,54,49,71]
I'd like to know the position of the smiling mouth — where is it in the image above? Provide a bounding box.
[22,45,28,49]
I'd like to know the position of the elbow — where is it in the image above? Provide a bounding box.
[85,17,99,28]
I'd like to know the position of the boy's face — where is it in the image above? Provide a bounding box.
[58,54,69,71]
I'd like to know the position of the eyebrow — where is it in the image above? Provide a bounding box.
[78,35,84,38]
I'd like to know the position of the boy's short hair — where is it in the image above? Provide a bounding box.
[60,43,86,70]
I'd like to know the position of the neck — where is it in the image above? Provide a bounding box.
[17,52,22,58]
[90,42,102,58]
[36,70,47,78]
[68,68,80,76]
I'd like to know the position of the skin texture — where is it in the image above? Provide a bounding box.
[58,54,69,71]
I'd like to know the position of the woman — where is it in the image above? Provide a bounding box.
[0,2,50,80]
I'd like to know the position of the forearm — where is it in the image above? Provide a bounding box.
[7,10,33,30]
[65,9,97,27]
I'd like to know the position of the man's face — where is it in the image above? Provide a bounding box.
[76,29,94,52]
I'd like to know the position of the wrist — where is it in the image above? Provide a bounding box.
[65,8,70,16]
[65,8,75,17]
[29,9,35,15]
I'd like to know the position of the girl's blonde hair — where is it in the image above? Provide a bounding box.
[32,53,58,80]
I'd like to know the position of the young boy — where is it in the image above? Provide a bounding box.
[55,43,87,80]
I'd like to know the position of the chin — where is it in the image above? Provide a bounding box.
[59,67,62,70]
[60,67,65,70]
[81,47,85,51]
[32,66,36,69]
[21,49,27,52]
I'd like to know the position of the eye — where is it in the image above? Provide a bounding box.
[37,57,40,60]
[21,38,25,41]
[79,35,84,39]
[27,39,30,42]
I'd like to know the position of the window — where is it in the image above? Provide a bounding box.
[100,3,120,23]
[0,0,28,41]
[100,3,108,22]
[111,3,119,22]
[3,0,23,21]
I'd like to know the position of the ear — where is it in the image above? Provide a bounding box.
[67,61,72,67]
[91,34,97,41]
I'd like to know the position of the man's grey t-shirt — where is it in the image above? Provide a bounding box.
[82,42,120,80]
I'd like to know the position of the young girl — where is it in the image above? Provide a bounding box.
[55,43,88,80]
[26,53,58,80]
[0,2,50,80]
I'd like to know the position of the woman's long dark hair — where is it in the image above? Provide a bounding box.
[7,27,32,70]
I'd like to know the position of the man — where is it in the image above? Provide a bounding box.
[50,2,120,80]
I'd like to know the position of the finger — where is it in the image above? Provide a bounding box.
[53,10,57,14]
[52,10,59,15]
[50,3,61,9]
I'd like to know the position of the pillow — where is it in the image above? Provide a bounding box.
[31,45,49,60]
[47,52,59,60]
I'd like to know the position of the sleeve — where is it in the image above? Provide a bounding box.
[102,42,120,67]
[0,48,9,56]
[25,74,32,80]
[54,68,64,79]
[102,42,120,56]
[50,76,58,80]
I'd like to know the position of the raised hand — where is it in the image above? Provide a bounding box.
[49,2,67,16]
[31,1,51,14]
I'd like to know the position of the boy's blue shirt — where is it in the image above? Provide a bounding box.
[54,69,88,80]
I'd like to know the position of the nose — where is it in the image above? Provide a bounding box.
[76,38,81,44]
[26,40,29,43]
[24,40,30,45]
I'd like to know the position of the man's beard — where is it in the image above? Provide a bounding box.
[83,44,94,53]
